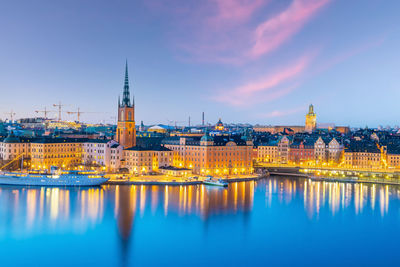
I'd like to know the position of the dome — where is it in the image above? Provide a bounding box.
[201,128,214,142]
[3,131,20,143]
[201,134,214,142]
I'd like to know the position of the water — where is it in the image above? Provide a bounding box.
[1,177,400,266]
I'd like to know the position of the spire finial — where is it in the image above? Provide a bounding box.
[122,60,131,107]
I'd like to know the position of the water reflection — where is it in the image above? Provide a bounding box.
[1,178,400,266]
[1,178,399,228]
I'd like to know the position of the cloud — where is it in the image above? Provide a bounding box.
[249,0,330,59]
[260,106,306,118]
[146,0,330,64]
[212,54,313,106]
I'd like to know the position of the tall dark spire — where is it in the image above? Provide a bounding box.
[122,60,131,107]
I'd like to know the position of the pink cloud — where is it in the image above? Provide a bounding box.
[146,0,330,64]
[213,54,313,106]
[249,0,330,59]
[208,0,266,26]
[260,106,306,118]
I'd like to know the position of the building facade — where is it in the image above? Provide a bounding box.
[162,132,253,175]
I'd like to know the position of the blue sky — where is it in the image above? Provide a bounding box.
[0,0,399,127]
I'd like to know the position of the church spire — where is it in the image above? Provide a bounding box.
[122,60,131,107]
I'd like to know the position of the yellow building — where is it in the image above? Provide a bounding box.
[257,142,278,163]
[162,131,253,176]
[123,146,174,175]
[343,143,383,170]
[30,138,83,170]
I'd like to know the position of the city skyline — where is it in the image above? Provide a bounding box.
[1,0,399,127]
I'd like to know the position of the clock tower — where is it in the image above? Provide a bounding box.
[305,104,316,133]
[116,61,136,148]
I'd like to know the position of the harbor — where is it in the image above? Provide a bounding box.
[1,177,400,266]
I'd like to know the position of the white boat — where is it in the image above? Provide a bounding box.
[0,169,109,187]
[203,176,228,187]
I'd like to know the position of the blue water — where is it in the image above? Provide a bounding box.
[0,177,400,266]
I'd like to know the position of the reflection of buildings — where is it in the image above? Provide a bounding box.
[0,186,104,229]
[124,182,255,219]
[115,185,136,267]
[264,177,394,218]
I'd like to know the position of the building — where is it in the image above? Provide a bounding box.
[215,119,225,131]
[253,125,305,134]
[116,61,136,148]
[109,143,123,171]
[257,140,278,163]
[305,104,317,133]
[82,139,121,170]
[277,136,290,163]
[288,140,314,165]
[387,147,400,169]
[30,137,84,170]
[162,130,253,176]
[123,146,174,175]
[314,137,326,163]
[327,138,343,165]
[343,142,382,169]
[0,132,31,162]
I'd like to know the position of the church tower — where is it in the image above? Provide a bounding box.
[116,61,136,148]
[305,104,316,133]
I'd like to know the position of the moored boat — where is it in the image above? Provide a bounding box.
[0,169,109,187]
[203,176,228,187]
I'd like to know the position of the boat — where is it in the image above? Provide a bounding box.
[203,176,228,187]
[0,168,109,187]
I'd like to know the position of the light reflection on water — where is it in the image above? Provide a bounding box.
[1,177,400,266]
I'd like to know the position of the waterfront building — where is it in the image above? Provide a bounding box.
[123,146,174,175]
[0,132,31,161]
[387,147,400,169]
[116,62,136,148]
[327,138,343,164]
[110,143,123,171]
[289,140,315,165]
[314,137,326,164]
[162,130,253,175]
[257,140,278,163]
[305,104,317,133]
[30,137,84,170]
[277,136,290,163]
[82,139,120,170]
[343,142,382,169]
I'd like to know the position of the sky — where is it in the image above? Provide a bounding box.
[0,0,399,127]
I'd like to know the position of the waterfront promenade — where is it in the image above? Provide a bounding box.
[105,173,264,185]
[260,163,400,186]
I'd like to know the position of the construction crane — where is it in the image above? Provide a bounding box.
[66,108,99,122]
[4,110,16,121]
[53,101,67,121]
[35,107,52,119]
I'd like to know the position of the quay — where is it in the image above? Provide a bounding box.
[261,165,400,186]
[105,174,266,186]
